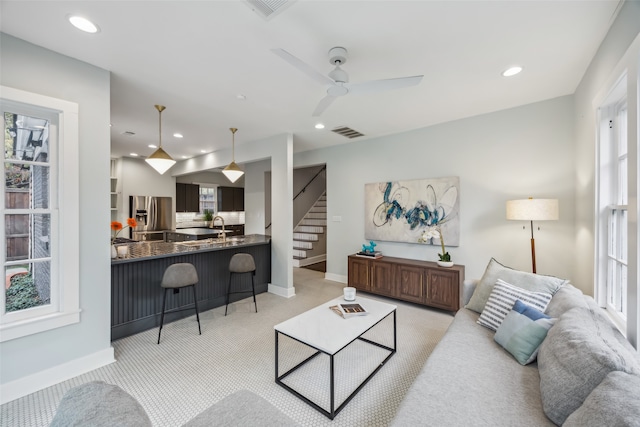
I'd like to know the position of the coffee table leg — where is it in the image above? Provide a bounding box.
[330,354,335,419]
[275,330,279,380]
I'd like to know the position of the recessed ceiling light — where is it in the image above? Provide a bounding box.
[173,133,183,138]
[148,144,157,149]
[68,15,99,33]
[181,155,188,159]
[200,149,207,153]
[130,153,139,157]
[315,123,325,129]
[502,66,523,77]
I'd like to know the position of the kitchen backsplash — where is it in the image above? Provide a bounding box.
[176,211,245,228]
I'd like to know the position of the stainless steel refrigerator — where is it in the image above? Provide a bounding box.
[129,196,172,241]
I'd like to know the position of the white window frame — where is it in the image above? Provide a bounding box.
[0,86,80,342]
[596,76,628,332]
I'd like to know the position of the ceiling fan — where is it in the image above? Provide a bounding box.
[272,46,423,117]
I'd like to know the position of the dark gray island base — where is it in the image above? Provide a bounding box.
[111,235,271,341]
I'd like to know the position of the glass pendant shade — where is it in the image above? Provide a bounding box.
[222,161,244,183]
[223,127,244,183]
[145,147,176,175]
[146,104,175,175]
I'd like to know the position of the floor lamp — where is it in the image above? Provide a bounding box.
[506,198,559,274]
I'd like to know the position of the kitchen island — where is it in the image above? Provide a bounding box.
[111,234,270,340]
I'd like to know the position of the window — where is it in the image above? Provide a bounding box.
[1,86,79,342]
[596,76,628,330]
[199,186,217,214]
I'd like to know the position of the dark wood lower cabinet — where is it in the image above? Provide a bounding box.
[348,255,465,312]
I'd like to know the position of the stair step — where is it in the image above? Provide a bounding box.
[305,212,326,219]
[300,219,326,226]
[309,206,327,213]
[293,249,307,258]
[294,232,319,241]
[293,241,313,249]
[295,225,324,233]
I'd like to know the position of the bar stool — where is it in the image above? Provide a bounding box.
[225,253,258,316]
[157,263,201,344]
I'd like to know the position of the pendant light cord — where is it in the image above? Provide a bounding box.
[156,105,166,148]
[230,127,238,161]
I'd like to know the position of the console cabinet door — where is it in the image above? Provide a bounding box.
[397,265,426,304]
[426,269,460,311]
[370,261,396,297]
[348,257,370,291]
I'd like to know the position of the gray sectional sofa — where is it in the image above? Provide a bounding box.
[50,381,298,427]
[391,259,640,427]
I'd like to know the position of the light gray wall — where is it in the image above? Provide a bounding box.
[572,0,640,346]
[116,157,175,225]
[245,159,270,234]
[295,96,575,285]
[0,34,112,385]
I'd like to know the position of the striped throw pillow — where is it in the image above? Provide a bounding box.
[477,279,552,332]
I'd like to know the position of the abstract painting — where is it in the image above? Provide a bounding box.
[364,176,460,246]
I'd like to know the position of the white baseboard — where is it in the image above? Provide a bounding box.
[324,272,347,284]
[1,346,115,404]
[268,283,296,298]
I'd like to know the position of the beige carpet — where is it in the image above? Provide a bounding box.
[1,268,453,427]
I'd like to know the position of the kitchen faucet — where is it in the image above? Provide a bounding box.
[211,215,226,242]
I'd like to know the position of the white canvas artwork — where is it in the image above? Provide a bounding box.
[364,177,460,246]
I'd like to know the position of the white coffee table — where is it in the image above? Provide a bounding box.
[274,295,397,419]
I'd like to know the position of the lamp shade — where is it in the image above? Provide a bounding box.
[222,161,244,183]
[506,198,559,221]
[145,147,176,175]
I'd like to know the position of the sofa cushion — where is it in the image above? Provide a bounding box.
[466,258,567,313]
[477,279,552,332]
[563,371,640,427]
[182,389,299,427]
[538,307,640,425]
[391,308,556,427]
[494,300,555,365]
[50,381,152,427]
[544,283,588,318]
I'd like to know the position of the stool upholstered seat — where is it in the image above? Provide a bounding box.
[157,263,201,344]
[225,253,258,316]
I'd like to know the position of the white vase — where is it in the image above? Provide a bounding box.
[437,260,454,268]
[111,245,117,259]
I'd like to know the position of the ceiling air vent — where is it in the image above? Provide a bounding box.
[244,0,295,20]
[121,131,135,136]
[331,126,364,139]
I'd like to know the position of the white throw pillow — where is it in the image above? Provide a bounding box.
[477,279,552,332]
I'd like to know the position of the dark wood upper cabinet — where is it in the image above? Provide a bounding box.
[176,183,200,212]
[217,186,244,211]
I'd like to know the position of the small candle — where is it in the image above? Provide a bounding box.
[117,246,128,258]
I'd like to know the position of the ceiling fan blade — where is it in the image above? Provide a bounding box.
[271,48,334,87]
[312,95,337,117]
[347,75,423,95]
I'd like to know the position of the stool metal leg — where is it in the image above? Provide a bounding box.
[225,273,233,316]
[251,272,257,313]
[192,285,201,335]
[157,288,168,344]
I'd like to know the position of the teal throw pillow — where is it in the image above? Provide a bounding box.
[494,300,555,365]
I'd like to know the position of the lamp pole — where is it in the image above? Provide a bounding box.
[529,220,536,274]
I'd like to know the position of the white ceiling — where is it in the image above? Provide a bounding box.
[0,0,622,163]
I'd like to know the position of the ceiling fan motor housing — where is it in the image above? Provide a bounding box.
[328,46,347,65]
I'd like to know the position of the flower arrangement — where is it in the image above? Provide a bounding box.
[111,218,137,244]
[418,226,450,262]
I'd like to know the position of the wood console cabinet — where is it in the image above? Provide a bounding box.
[347,255,465,312]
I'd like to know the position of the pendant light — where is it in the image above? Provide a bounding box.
[222,127,244,183]
[145,104,176,175]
